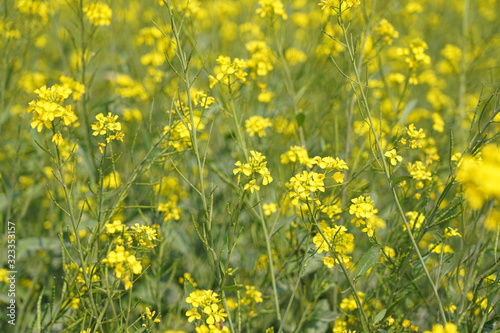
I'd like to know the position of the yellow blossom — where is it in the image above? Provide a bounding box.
[84,2,112,26]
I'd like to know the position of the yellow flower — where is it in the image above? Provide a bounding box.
[444,227,461,239]
[52,132,63,146]
[407,161,431,181]
[313,224,354,268]
[210,56,248,88]
[91,112,124,152]
[256,0,288,20]
[27,85,78,132]
[385,149,402,166]
[457,145,500,209]
[281,146,311,167]
[186,308,201,322]
[263,203,277,216]
[244,179,260,193]
[103,172,121,188]
[242,285,263,304]
[234,151,273,192]
[288,171,325,206]
[59,76,85,100]
[374,19,399,45]
[423,323,458,333]
[84,2,112,26]
[245,116,272,137]
[349,196,378,221]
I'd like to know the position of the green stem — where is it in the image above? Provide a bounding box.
[339,17,447,326]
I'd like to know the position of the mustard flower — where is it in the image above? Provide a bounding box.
[404,211,425,232]
[209,56,248,88]
[444,227,461,239]
[349,196,378,221]
[256,0,288,20]
[245,115,272,137]
[242,285,263,304]
[52,132,63,146]
[84,2,112,26]
[385,149,403,166]
[193,91,215,109]
[179,273,198,288]
[281,146,312,167]
[114,74,148,100]
[374,19,399,45]
[246,41,274,77]
[313,224,354,268]
[263,203,277,216]
[185,290,227,326]
[59,75,85,100]
[158,200,181,221]
[27,85,78,132]
[423,323,458,333]
[407,161,431,181]
[406,123,426,148]
[91,112,124,153]
[233,150,273,192]
[457,145,500,209]
[288,171,325,206]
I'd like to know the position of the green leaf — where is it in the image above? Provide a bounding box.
[373,308,387,324]
[355,245,381,278]
[222,284,244,291]
[184,279,196,300]
[296,113,305,127]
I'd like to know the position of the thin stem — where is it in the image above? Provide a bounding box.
[339,18,447,325]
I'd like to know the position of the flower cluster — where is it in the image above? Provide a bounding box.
[91,112,124,153]
[256,0,288,20]
[321,201,342,220]
[185,290,228,326]
[114,74,148,100]
[318,0,360,13]
[313,224,354,268]
[385,149,403,166]
[193,90,216,109]
[209,56,248,88]
[101,220,158,289]
[280,146,311,166]
[287,171,325,207]
[16,0,49,23]
[457,144,500,209]
[404,123,426,148]
[84,2,112,26]
[163,112,205,151]
[349,196,378,222]
[246,41,274,77]
[310,156,348,183]
[245,115,272,137]
[158,200,181,221]
[59,75,85,100]
[240,285,264,318]
[233,151,273,193]
[374,19,399,45]
[349,195,380,237]
[263,202,277,216]
[407,161,432,181]
[179,272,197,287]
[101,245,142,290]
[403,211,425,232]
[423,323,458,333]
[398,38,431,84]
[141,307,161,329]
[27,85,78,140]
